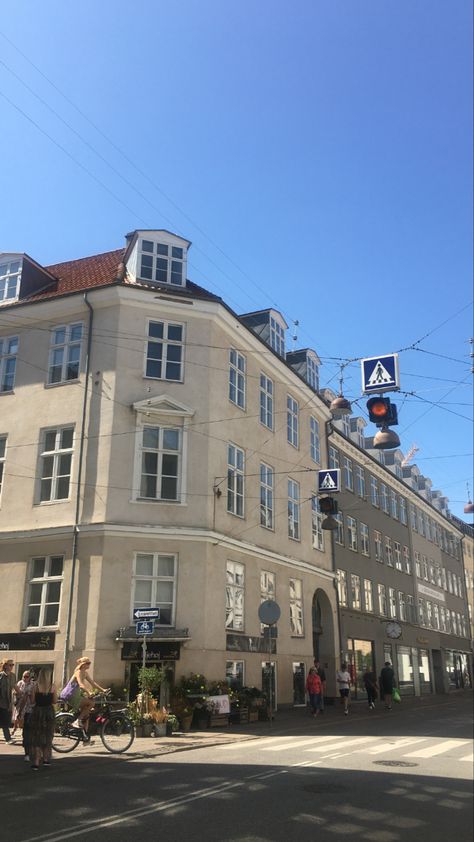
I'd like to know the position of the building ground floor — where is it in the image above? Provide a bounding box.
[340,608,472,700]
[0,524,342,708]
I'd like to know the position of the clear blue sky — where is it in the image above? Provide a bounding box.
[1,1,472,519]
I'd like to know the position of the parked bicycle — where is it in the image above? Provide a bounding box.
[53,692,134,754]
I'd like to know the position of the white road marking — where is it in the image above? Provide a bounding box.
[360,738,428,755]
[217,736,282,750]
[404,739,471,758]
[263,734,345,752]
[459,754,474,763]
[306,736,374,753]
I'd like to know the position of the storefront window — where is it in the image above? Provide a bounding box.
[226,660,244,690]
[418,648,432,694]
[445,651,472,688]
[396,645,415,696]
[347,639,375,699]
[292,662,306,706]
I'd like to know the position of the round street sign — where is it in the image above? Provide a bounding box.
[258,600,281,626]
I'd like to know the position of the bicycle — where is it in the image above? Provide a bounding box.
[53,693,135,754]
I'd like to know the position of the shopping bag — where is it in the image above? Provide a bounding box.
[392,688,401,704]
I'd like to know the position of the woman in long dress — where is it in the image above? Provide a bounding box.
[29,668,57,770]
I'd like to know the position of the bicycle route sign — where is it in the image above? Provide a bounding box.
[135,620,155,636]
[361,353,400,394]
[133,608,160,620]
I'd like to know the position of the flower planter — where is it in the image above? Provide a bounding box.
[209,713,229,728]
[230,706,249,724]
[180,714,193,732]
[142,723,154,737]
[154,722,167,737]
[248,709,259,723]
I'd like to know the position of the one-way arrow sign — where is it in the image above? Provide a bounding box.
[361,354,399,394]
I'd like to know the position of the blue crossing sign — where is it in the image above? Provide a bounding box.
[135,620,155,636]
[318,469,341,493]
[361,354,400,395]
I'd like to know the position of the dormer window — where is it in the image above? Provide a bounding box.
[306,354,319,391]
[138,239,184,286]
[0,259,22,304]
[270,316,285,357]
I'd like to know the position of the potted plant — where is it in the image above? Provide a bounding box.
[153,707,169,737]
[166,713,179,736]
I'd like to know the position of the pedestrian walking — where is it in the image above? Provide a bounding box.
[336,663,351,715]
[314,660,327,713]
[380,661,396,710]
[362,668,378,709]
[0,658,16,743]
[14,670,36,761]
[306,667,322,717]
[29,668,57,770]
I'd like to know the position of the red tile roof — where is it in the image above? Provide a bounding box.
[40,248,126,298]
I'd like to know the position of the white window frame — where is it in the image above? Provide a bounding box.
[346,516,358,551]
[229,348,246,409]
[398,591,406,621]
[337,570,348,606]
[415,551,421,578]
[138,425,182,502]
[394,541,402,570]
[360,522,370,556]
[399,496,407,524]
[350,574,361,610]
[47,322,83,385]
[364,579,374,612]
[385,536,393,566]
[289,578,304,636]
[270,315,285,356]
[0,335,19,393]
[138,238,185,287]
[226,560,245,631]
[260,570,276,632]
[388,587,397,618]
[311,496,324,551]
[328,445,340,470]
[390,490,398,519]
[374,530,383,563]
[288,478,300,540]
[370,475,379,507]
[287,396,299,448]
[334,512,344,545]
[260,463,274,530]
[132,552,177,626]
[355,464,366,498]
[310,416,320,463]
[403,546,411,574]
[0,435,6,500]
[226,660,244,689]
[259,373,274,430]
[378,583,387,616]
[343,456,354,491]
[306,354,319,390]
[380,483,389,514]
[24,555,64,629]
[227,444,245,517]
[38,426,74,503]
[0,258,22,303]
[145,319,185,382]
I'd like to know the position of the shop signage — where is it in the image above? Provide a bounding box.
[416,637,429,645]
[417,583,445,603]
[0,633,56,651]
[226,633,276,654]
[121,642,180,661]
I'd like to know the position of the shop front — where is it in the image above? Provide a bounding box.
[395,644,432,696]
[444,649,472,689]
[346,638,375,699]
[116,626,189,702]
[0,632,57,681]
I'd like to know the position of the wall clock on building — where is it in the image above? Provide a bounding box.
[386,621,402,639]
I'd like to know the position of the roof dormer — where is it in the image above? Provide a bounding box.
[239,309,288,358]
[286,349,321,391]
[0,253,58,305]
[125,230,191,289]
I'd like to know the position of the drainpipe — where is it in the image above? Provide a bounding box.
[325,419,345,666]
[62,292,94,686]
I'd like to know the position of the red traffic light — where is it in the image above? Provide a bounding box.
[367,397,398,426]
[319,496,338,515]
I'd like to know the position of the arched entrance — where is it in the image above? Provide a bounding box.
[312,588,336,687]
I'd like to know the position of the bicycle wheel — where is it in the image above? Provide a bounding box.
[100,713,135,754]
[53,712,81,753]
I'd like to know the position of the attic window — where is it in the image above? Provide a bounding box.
[139,240,184,287]
[269,316,285,357]
[0,259,22,303]
[306,355,319,390]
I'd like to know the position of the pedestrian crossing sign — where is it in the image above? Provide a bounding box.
[361,353,400,394]
[318,469,341,493]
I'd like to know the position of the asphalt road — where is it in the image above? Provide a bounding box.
[1,693,473,842]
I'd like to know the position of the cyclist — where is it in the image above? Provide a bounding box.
[67,657,109,737]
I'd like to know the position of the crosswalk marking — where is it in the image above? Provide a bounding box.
[306,737,373,753]
[263,735,346,752]
[361,738,428,755]
[459,754,473,763]
[404,740,471,758]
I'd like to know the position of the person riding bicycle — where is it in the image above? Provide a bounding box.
[67,657,109,736]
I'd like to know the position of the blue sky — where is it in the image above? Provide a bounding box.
[1,1,472,519]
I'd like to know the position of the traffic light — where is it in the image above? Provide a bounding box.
[319,496,338,515]
[366,397,398,427]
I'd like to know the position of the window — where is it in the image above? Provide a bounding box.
[394,542,402,570]
[439,605,446,632]
[0,436,5,497]
[341,414,351,437]
[307,355,319,390]
[415,552,421,578]
[334,512,344,545]
[429,560,437,586]
[410,505,417,531]
[390,490,398,519]
[260,374,274,430]
[288,479,300,540]
[0,335,18,392]
[399,496,407,525]
[403,546,411,574]
[146,321,184,381]
[133,552,176,625]
[385,536,393,566]
[350,574,361,610]
[138,239,184,286]
[229,349,246,408]
[0,259,21,303]
[432,603,440,630]
[261,570,275,603]
[364,579,374,612]
[417,509,424,536]
[406,595,415,624]
[355,465,366,498]
[289,578,304,635]
[48,323,83,384]
[310,417,320,463]
[270,316,285,356]
[398,591,406,621]
[380,483,389,513]
[426,601,433,627]
[422,556,429,581]
[378,584,387,616]
[139,426,181,501]
[442,567,447,590]
[311,497,324,551]
[39,427,74,502]
[343,456,353,491]
[346,516,358,551]
[436,565,443,588]
[226,561,244,630]
[260,463,274,529]
[227,444,244,516]
[418,598,426,625]
[360,522,370,556]
[25,555,63,628]
[374,530,383,563]
[328,445,339,470]
[388,587,397,618]
[226,661,244,689]
[337,570,348,607]
[370,476,379,507]
[287,396,299,447]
